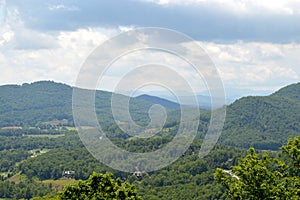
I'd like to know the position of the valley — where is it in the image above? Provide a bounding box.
[0,81,299,199]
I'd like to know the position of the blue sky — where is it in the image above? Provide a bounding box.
[0,0,299,97]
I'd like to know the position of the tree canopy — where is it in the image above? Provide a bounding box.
[58,172,143,200]
[215,136,300,200]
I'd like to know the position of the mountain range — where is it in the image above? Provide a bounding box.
[0,80,299,150]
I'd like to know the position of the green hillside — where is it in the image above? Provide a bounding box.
[272,82,300,100]
[0,81,299,199]
[221,82,300,150]
[0,81,299,149]
[136,94,180,110]
[0,81,72,127]
[0,81,173,128]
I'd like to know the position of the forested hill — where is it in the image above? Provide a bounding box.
[136,94,180,110]
[272,82,300,100]
[0,81,299,150]
[0,81,162,128]
[0,81,73,127]
[221,82,300,150]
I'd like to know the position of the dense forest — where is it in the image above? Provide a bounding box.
[0,81,299,199]
[0,128,246,199]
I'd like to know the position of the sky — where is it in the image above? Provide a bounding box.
[0,0,299,98]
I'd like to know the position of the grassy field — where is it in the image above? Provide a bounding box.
[0,172,9,178]
[42,178,76,190]
[7,172,27,184]
[40,119,68,126]
[29,149,50,158]
[65,126,77,131]
[26,134,65,138]
[8,172,76,191]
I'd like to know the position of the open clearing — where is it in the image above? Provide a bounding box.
[43,178,76,190]
[26,134,65,138]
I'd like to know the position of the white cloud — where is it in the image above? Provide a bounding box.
[0,25,113,85]
[48,4,79,11]
[199,41,300,90]
[0,30,14,46]
[13,29,59,50]
[1,22,299,93]
[0,2,299,95]
[142,0,300,15]
[0,0,7,25]
[98,49,207,93]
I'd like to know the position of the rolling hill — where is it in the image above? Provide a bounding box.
[0,81,299,199]
[136,94,180,110]
[220,82,300,150]
[0,81,177,128]
[0,81,299,150]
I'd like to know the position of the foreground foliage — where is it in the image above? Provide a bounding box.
[215,136,300,200]
[34,172,142,200]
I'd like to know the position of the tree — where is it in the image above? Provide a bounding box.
[282,136,300,169]
[58,172,143,200]
[214,136,300,200]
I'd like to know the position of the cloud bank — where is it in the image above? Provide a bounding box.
[0,0,299,96]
